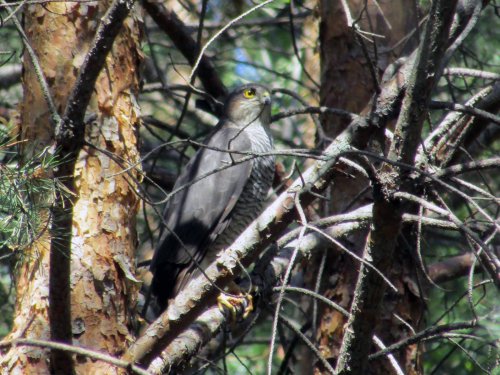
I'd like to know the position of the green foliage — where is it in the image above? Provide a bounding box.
[137,0,500,372]
[0,120,63,339]
[0,132,59,253]
[0,19,23,106]
[138,0,312,253]
[0,264,13,338]
[0,0,497,371]
[424,281,499,375]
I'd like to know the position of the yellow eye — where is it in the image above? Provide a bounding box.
[243,88,256,99]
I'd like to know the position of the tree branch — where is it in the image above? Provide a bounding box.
[48,1,136,372]
[271,106,360,123]
[1,1,60,125]
[369,320,478,360]
[443,67,500,80]
[122,114,372,366]
[434,157,500,178]
[131,202,465,372]
[427,253,476,283]
[0,339,150,375]
[429,100,500,125]
[143,213,361,373]
[141,0,227,100]
[335,1,459,374]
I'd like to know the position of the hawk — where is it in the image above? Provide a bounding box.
[150,84,275,311]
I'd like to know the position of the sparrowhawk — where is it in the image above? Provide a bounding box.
[150,83,275,311]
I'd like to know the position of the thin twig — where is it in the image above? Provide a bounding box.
[272,106,359,123]
[142,0,226,100]
[369,321,478,360]
[1,0,60,125]
[429,100,500,125]
[444,67,500,80]
[0,338,150,375]
[267,191,308,375]
[276,312,336,374]
[188,0,276,82]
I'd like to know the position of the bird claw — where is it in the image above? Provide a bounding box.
[217,292,254,322]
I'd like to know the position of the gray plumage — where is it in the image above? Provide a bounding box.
[150,84,275,311]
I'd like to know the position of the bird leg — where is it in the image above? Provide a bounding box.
[217,282,254,322]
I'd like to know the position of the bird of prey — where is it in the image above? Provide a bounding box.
[150,83,275,312]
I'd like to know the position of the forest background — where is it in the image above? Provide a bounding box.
[0,0,499,374]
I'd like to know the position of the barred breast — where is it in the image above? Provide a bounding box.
[211,120,275,250]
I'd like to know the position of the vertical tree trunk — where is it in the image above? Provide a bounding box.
[315,1,423,373]
[0,2,142,373]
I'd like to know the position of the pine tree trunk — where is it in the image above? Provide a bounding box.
[0,2,142,373]
[314,1,423,373]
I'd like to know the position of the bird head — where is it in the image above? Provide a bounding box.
[223,84,272,126]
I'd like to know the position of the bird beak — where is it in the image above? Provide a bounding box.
[261,93,271,105]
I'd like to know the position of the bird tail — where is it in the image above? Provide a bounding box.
[149,262,180,312]
[140,263,179,320]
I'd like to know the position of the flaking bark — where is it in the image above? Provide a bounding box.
[0,2,142,373]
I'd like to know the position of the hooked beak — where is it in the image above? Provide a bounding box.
[261,93,271,105]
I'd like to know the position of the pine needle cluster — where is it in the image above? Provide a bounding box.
[0,120,60,257]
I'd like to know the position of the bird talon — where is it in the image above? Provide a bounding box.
[148,85,274,315]
[217,293,254,322]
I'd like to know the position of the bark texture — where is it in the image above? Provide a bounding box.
[0,2,142,373]
[315,1,423,374]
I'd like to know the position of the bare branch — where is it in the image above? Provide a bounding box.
[141,0,227,100]
[187,0,275,83]
[335,1,459,373]
[277,313,336,374]
[444,67,500,80]
[0,339,150,375]
[395,191,500,286]
[122,115,373,366]
[267,193,309,375]
[428,253,477,283]
[430,100,500,125]
[435,157,500,178]
[272,106,360,123]
[137,199,473,372]
[420,82,500,166]
[184,12,310,30]
[369,320,478,360]
[147,305,225,374]
[1,1,60,125]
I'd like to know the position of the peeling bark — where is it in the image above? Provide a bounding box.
[0,2,142,373]
[315,1,423,374]
[335,0,458,374]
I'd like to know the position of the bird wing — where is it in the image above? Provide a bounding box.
[151,124,253,273]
